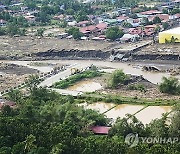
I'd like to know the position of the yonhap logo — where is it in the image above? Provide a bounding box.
[125,133,139,148]
[125,133,179,147]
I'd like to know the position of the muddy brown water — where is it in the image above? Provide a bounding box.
[2,60,179,84]
[135,106,172,124]
[67,80,102,92]
[83,102,172,125]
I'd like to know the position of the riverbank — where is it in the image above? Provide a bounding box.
[0,36,179,62]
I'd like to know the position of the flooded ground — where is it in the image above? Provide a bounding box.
[2,60,179,84]
[135,106,172,125]
[105,104,144,120]
[67,80,102,92]
[83,102,116,113]
[82,102,172,125]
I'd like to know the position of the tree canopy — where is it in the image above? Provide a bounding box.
[0,78,179,153]
[105,27,124,41]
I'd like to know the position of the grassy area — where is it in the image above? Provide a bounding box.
[127,84,147,92]
[77,92,179,106]
[52,70,102,89]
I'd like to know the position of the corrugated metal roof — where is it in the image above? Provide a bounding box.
[90,126,111,134]
[160,27,180,35]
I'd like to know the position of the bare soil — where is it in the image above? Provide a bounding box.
[0,62,38,92]
[0,36,115,57]
[93,74,180,101]
[0,62,38,75]
[0,74,28,92]
[137,43,180,55]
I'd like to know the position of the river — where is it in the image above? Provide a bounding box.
[2,60,180,84]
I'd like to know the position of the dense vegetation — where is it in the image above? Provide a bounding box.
[0,12,28,36]
[159,77,180,95]
[105,27,124,41]
[52,69,102,89]
[0,77,180,153]
[108,69,129,88]
[66,27,83,40]
[127,83,147,92]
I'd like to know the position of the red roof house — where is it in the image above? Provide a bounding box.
[175,13,180,19]
[77,20,90,27]
[148,14,170,23]
[80,25,97,34]
[140,10,162,15]
[90,126,111,135]
[0,99,16,110]
[116,16,129,22]
[96,23,108,31]
[129,26,156,36]
[53,14,64,20]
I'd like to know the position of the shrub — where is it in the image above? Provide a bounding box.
[105,27,124,41]
[159,77,180,95]
[128,84,147,92]
[108,70,129,89]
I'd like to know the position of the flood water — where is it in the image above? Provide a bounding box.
[104,104,144,120]
[2,60,179,84]
[5,61,54,73]
[83,102,172,125]
[135,106,172,125]
[84,102,116,113]
[67,80,102,92]
[0,59,175,124]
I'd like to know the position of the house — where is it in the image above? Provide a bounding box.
[64,15,74,22]
[80,36,88,40]
[57,33,68,39]
[174,13,180,19]
[53,14,64,20]
[103,19,118,25]
[90,126,111,135]
[93,17,104,24]
[24,15,36,23]
[0,5,7,11]
[26,10,39,16]
[0,99,16,110]
[11,3,23,7]
[21,6,28,12]
[80,23,108,36]
[96,23,108,31]
[87,15,95,21]
[129,25,155,37]
[127,18,141,27]
[120,34,139,42]
[116,16,129,23]
[68,21,77,26]
[160,0,180,8]
[0,19,7,26]
[80,25,97,35]
[117,7,131,14]
[149,14,170,23]
[77,20,91,27]
[92,36,106,41]
[140,10,162,16]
